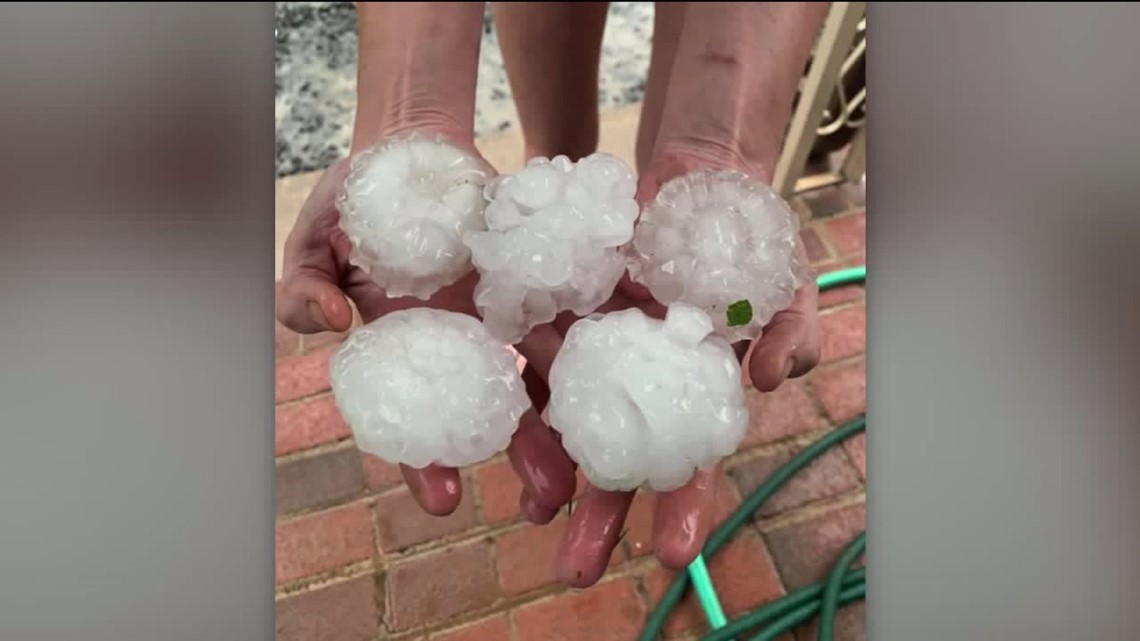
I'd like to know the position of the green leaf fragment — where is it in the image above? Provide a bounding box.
[726,299,753,327]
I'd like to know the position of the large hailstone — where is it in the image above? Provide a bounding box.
[462,153,640,345]
[627,170,811,343]
[547,303,749,493]
[337,133,492,300]
[329,308,531,469]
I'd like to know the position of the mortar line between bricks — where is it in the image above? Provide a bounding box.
[369,496,385,565]
[808,353,865,375]
[276,495,375,527]
[396,556,665,640]
[275,473,423,522]
[802,378,832,427]
[838,443,867,488]
[824,206,865,223]
[380,499,587,562]
[816,299,867,317]
[382,521,508,563]
[807,220,839,261]
[470,471,488,524]
[509,606,520,641]
[276,559,376,598]
[723,423,853,468]
[275,389,335,410]
[275,436,356,465]
[372,571,389,641]
[272,563,378,601]
[755,489,866,534]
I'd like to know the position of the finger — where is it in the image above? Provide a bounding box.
[277,268,354,333]
[520,488,560,525]
[555,485,635,588]
[400,463,463,516]
[277,158,355,334]
[515,323,565,386]
[520,361,551,411]
[748,283,821,392]
[652,468,719,570]
[507,407,577,511]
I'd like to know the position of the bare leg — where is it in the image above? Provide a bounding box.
[636,2,687,173]
[492,2,610,161]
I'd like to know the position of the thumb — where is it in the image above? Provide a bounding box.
[276,269,354,334]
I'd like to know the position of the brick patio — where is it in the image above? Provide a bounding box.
[274,191,867,641]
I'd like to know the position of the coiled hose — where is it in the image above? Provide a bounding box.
[638,266,868,641]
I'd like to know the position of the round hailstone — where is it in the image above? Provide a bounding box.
[547,303,749,493]
[337,133,492,301]
[462,153,640,345]
[626,170,812,343]
[329,308,531,469]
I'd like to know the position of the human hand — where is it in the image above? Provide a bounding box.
[276,1,582,520]
[276,125,578,518]
[517,142,821,588]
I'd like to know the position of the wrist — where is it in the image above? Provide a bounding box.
[351,2,483,157]
[350,106,474,157]
[648,137,775,188]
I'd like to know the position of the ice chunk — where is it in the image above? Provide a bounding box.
[329,308,531,469]
[463,153,639,345]
[546,303,749,493]
[337,132,493,301]
[626,170,811,343]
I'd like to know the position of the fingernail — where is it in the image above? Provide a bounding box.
[307,301,330,331]
[781,357,795,381]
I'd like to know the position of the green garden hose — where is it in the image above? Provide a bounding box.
[639,265,867,641]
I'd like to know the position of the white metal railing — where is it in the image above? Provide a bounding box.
[773,2,867,199]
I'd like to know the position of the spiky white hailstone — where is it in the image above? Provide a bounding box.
[462,153,640,345]
[329,308,531,469]
[627,170,811,343]
[337,133,492,300]
[547,303,749,493]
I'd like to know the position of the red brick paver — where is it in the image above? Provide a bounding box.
[763,503,867,590]
[801,227,832,264]
[275,574,380,641]
[275,502,374,585]
[374,480,478,552]
[811,360,867,424]
[823,211,866,257]
[741,378,825,448]
[275,394,351,456]
[731,446,862,520]
[513,577,646,641]
[819,305,866,364]
[386,539,501,632]
[475,458,524,525]
[275,346,336,404]
[276,446,364,515]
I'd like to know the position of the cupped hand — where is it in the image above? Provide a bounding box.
[517,143,822,588]
[275,129,578,518]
